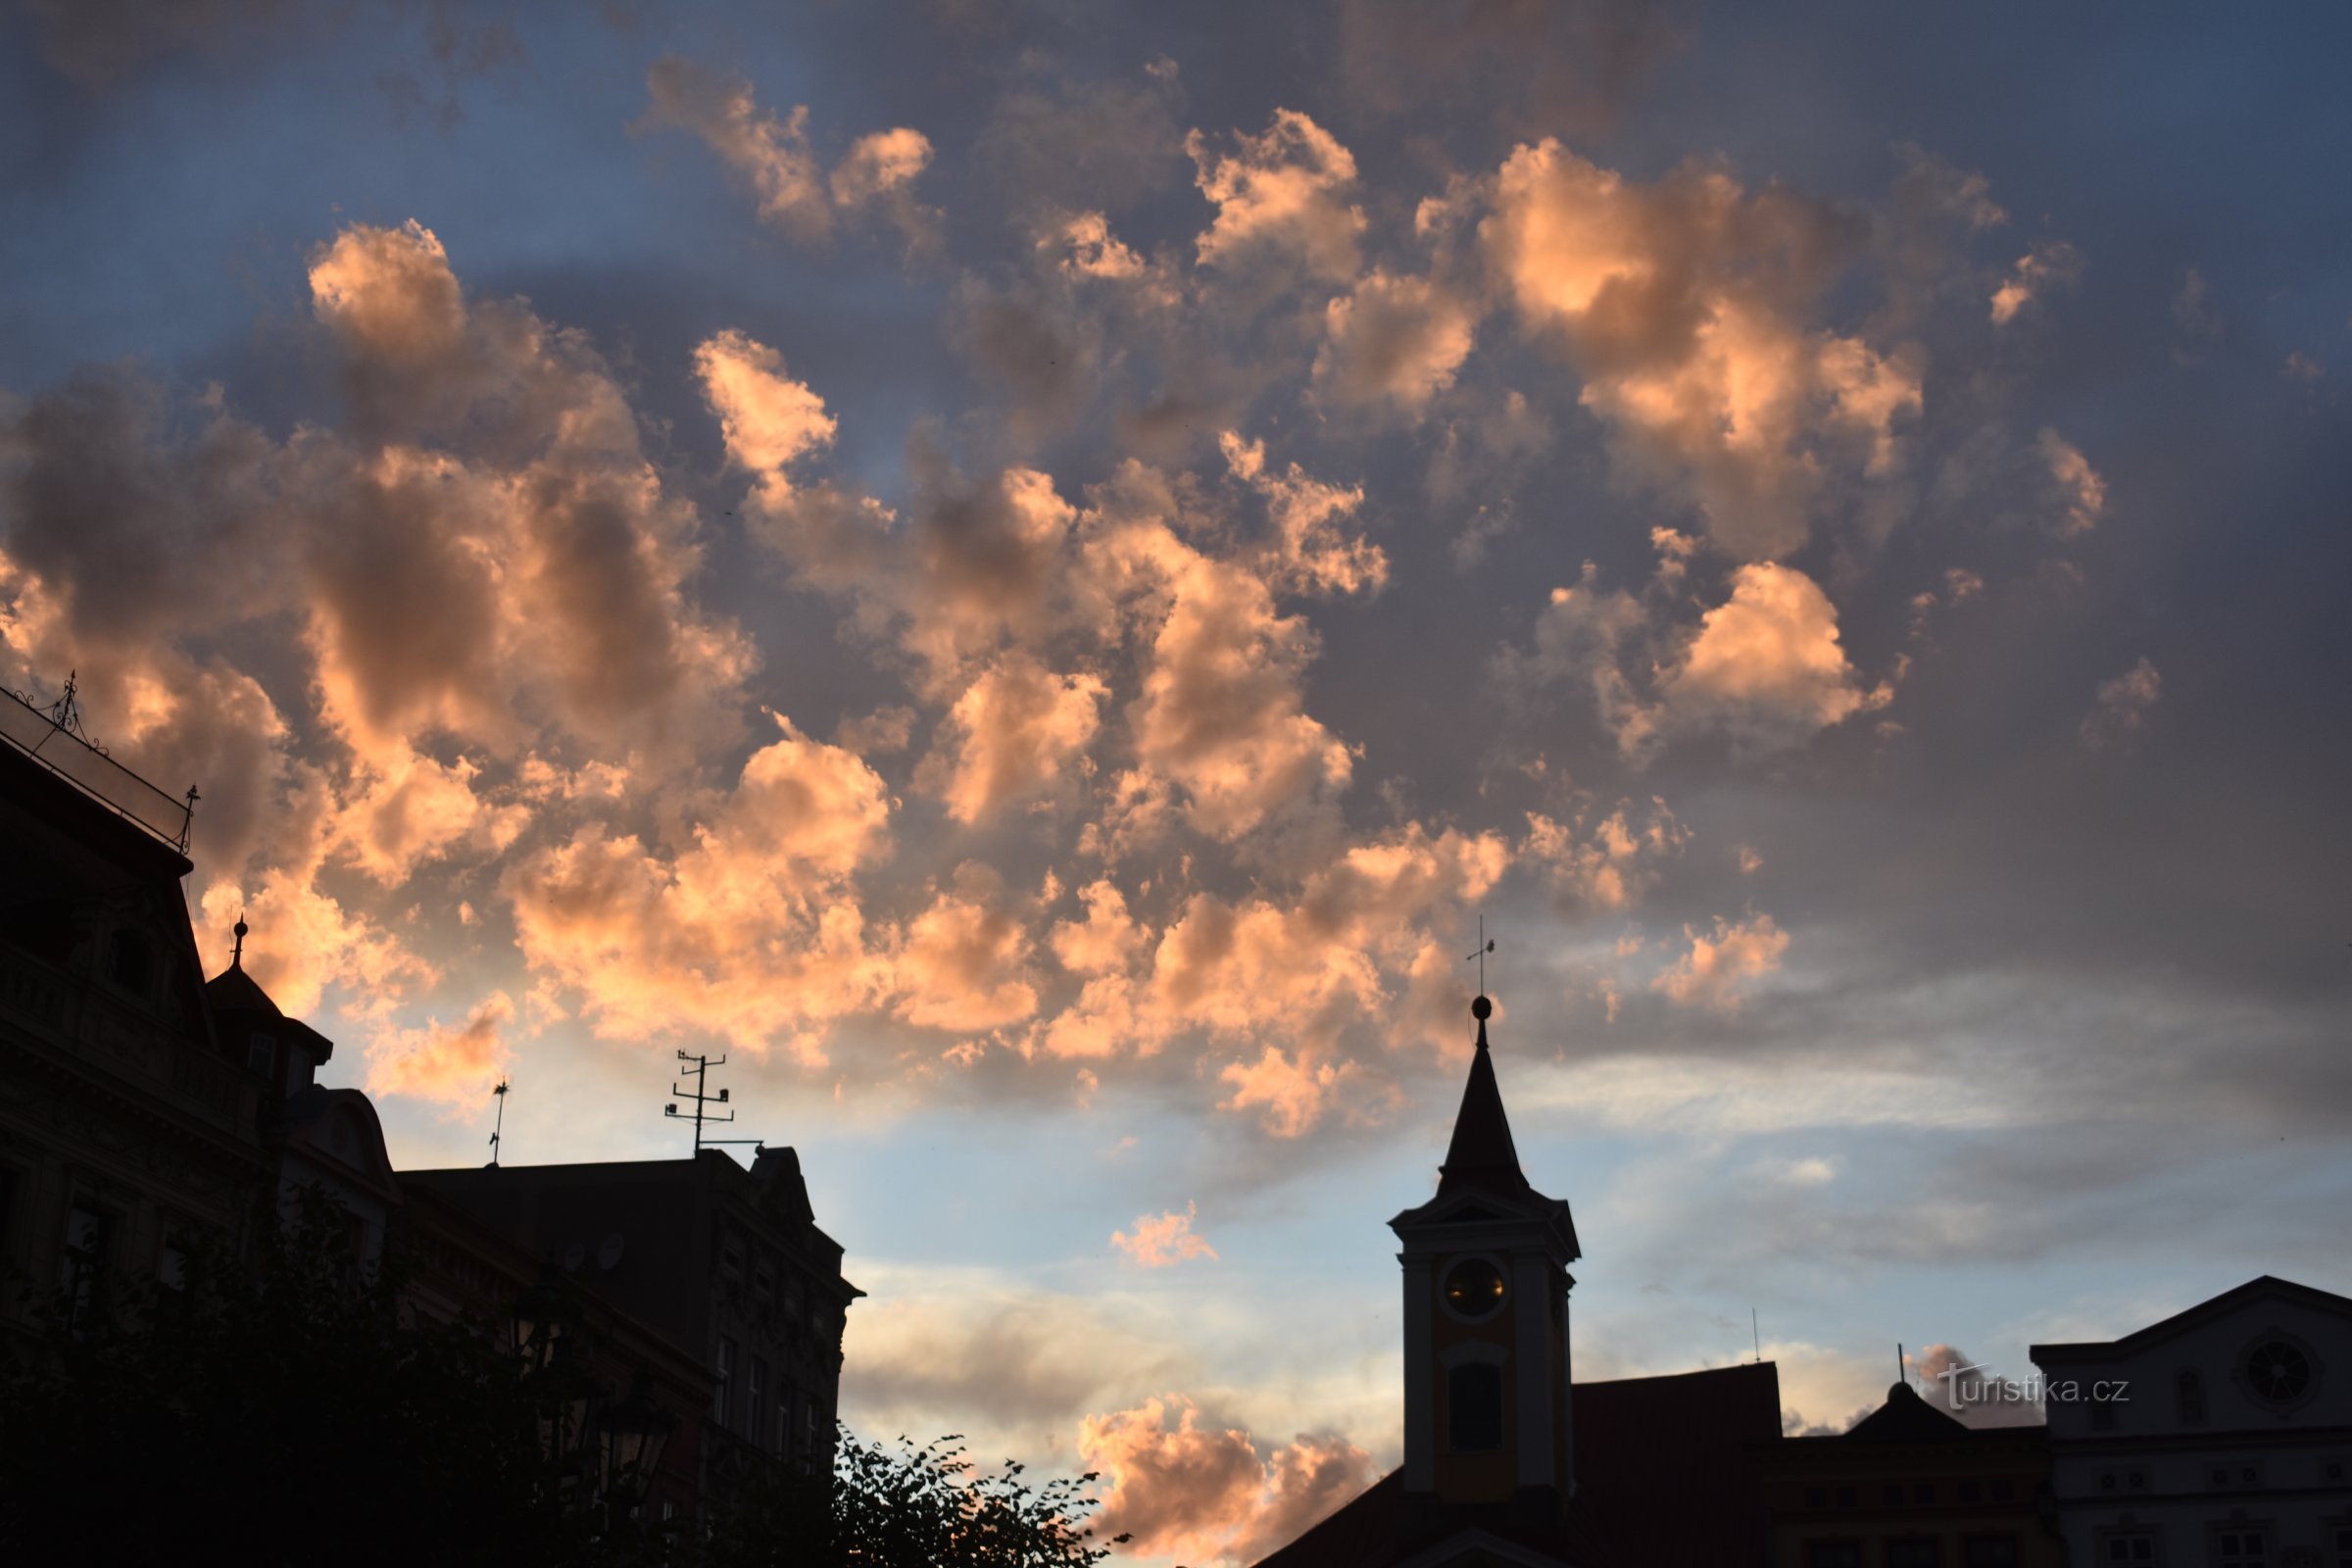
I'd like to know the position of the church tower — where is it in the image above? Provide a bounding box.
[1390,994,1582,1531]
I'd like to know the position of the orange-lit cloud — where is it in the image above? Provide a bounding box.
[1111,1201,1218,1267]
[366,990,514,1110]
[1188,110,1365,284]
[1653,912,1789,1010]
[2080,657,2160,749]
[1481,138,1920,559]
[2040,428,2107,537]
[1083,1396,1377,1566]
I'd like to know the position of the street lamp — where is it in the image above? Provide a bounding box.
[597,1367,677,1522]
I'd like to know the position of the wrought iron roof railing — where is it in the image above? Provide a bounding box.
[0,678,196,853]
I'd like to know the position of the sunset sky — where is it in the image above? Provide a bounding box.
[5,2,2349,1561]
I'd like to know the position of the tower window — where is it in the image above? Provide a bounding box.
[1448,1363,1503,1451]
[2178,1367,2208,1425]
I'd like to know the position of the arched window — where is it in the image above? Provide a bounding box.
[1449,1363,1503,1451]
[2177,1368,2207,1426]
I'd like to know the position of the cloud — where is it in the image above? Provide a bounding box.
[635,57,934,248]
[1522,797,1688,911]
[926,655,1106,823]
[1652,912,1788,1010]
[503,713,894,1061]
[1660,563,1894,751]
[1313,269,1478,414]
[365,990,514,1109]
[1082,1396,1377,1566]
[2080,658,2159,749]
[1988,239,2084,324]
[2039,428,2107,536]
[1187,110,1366,285]
[1480,138,1919,559]
[893,866,1040,1033]
[695,329,837,495]
[1111,1201,1218,1267]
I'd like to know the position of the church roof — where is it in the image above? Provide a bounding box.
[1840,1379,1971,1443]
[1436,1004,1527,1198]
[1250,1363,1785,1568]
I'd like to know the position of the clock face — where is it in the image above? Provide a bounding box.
[1444,1257,1506,1320]
[2244,1339,2313,1404]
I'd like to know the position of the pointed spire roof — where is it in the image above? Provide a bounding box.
[1437,996,1529,1198]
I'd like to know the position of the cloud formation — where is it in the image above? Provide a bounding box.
[1082,1396,1377,1566]
[1111,1202,1218,1268]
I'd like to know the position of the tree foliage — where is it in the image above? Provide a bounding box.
[0,1187,590,1566]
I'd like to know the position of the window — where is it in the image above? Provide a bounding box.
[749,1357,768,1449]
[1887,1540,1939,1568]
[1884,1484,1906,1506]
[713,1336,736,1427]
[2090,1400,2118,1432]
[2101,1532,2155,1563]
[2128,1470,2146,1491]
[1805,1486,1827,1509]
[1805,1544,1862,1568]
[2243,1339,2312,1406]
[2328,1522,2351,1568]
[2178,1369,2208,1426]
[2213,1527,2267,1568]
[776,1396,792,1457]
[1914,1483,1937,1506]
[1836,1486,1858,1509]
[1988,1478,2014,1502]
[0,1166,18,1257]
[2212,1467,2230,1488]
[720,1243,744,1283]
[109,930,151,994]
[247,1033,276,1079]
[157,1230,189,1292]
[1959,1479,1982,1503]
[2102,1472,2118,1492]
[754,1265,775,1304]
[60,1202,110,1330]
[1447,1364,1502,1451]
[1964,1538,2021,1568]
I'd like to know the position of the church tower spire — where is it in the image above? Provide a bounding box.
[1390,994,1582,1531]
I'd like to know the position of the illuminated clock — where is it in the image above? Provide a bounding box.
[1444,1257,1507,1320]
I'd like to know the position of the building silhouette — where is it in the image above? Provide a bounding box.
[1756,1378,2059,1566]
[402,1148,860,1496]
[0,685,853,1532]
[2032,1276,2352,1563]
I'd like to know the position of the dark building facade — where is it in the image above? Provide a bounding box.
[0,696,268,1352]
[1757,1381,2060,1568]
[402,1148,861,1497]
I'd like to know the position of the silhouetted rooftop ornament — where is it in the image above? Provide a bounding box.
[1437,992,1528,1197]
[205,917,283,1019]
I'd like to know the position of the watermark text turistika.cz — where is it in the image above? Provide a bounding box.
[1939,1364,2130,1411]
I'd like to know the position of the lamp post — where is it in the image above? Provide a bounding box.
[597,1367,677,1530]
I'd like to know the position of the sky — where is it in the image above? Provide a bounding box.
[4,1,2350,1560]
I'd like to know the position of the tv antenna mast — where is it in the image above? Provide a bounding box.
[665,1052,764,1157]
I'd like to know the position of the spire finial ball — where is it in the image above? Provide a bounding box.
[1470,995,1492,1021]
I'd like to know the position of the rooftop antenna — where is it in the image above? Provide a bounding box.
[1752,1308,1762,1364]
[664,1051,765,1158]
[486,1079,509,1167]
[1897,1343,1907,1387]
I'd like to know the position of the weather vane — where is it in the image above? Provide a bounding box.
[487,1078,510,1166]
[1465,914,1494,995]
